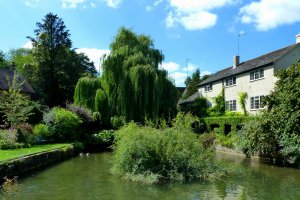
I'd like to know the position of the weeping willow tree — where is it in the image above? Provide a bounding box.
[74,27,179,123]
[73,76,101,111]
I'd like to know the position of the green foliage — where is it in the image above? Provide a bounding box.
[91,130,115,146]
[183,70,211,100]
[209,88,225,117]
[0,73,34,128]
[238,62,300,165]
[238,92,248,116]
[112,113,224,184]
[0,50,9,68]
[0,129,24,150]
[28,13,96,106]
[33,123,50,139]
[74,76,101,111]
[43,107,82,142]
[16,124,35,147]
[110,116,126,129]
[179,97,209,118]
[202,116,253,134]
[198,132,216,149]
[215,130,238,149]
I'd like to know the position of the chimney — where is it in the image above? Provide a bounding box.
[296,34,300,44]
[233,55,240,69]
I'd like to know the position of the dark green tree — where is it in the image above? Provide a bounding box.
[28,12,96,106]
[0,50,9,68]
[183,70,210,99]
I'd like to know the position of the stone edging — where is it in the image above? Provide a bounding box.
[0,145,75,179]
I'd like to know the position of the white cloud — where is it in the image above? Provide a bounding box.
[61,0,122,9]
[170,72,187,86]
[22,41,33,49]
[75,48,110,71]
[240,0,300,31]
[61,0,86,8]
[146,6,152,12]
[161,62,180,72]
[104,0,122,8]
[182,63,198,73]
[201,70,212,75]
[154,0,163,7]
[25,0,39,7]
[166,0,237,30]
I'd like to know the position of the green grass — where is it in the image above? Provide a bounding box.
[0,144,72,163]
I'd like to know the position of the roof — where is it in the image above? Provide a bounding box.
[0,68,35,94]
[176,87,186,94]
[199,43,298,86]
[178,91,200,105]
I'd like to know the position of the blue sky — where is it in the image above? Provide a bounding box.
[1,0,300,86]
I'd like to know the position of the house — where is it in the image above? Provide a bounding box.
[0,68,35,97]
[198,34,300,114]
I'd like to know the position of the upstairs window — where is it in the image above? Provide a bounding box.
[225,100,236,111]
[204,83,212,92]
[250,96,264,109]
[250,69,264,81]
[225,76,236,87]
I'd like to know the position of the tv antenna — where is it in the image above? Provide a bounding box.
[237,31,247,56]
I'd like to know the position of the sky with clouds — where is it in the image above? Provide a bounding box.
[1,0,300,86]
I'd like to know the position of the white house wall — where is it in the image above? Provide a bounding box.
[224,65,276,114]
[198,80,223,107]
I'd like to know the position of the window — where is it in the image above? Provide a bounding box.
[225,76,236,86]
[250,69,264,80]
[225,100,236,111]
[204,83,212,92]
[250,96,264,109]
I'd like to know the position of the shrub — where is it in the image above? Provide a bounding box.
[66,103,94,125]
[110,116,126,129]
[33,123,50,143]
[215,131,238,149]
[0,129,23,150]
[198,132,216,149]
[90,130,114,146]
[16,124,35,147]
[43,107,82,142]
[112,113,224,184]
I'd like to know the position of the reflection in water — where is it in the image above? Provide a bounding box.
[2,152,300,200]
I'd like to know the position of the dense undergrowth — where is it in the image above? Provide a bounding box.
[111,113,225,184]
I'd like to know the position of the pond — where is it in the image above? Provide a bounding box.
[2,152,300,200]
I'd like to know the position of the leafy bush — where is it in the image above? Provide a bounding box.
[0,129,23,149]
[216,131,238,149]
[43,107,82,142]
[110,116,126,129]
[198,132,216,149]
[238,62,300,165]
[90,130,114,146]
[66,103,94,125]
[112,113,224,184]
[33,123,50,143]
[16,124,35,147]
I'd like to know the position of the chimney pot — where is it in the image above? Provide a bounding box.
[233,55,240,69]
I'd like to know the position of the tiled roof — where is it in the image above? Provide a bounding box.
[178,91,200,105]
[0,68,35,94]
[199,43,298,86]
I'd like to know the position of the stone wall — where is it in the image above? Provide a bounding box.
[0,146,75,179]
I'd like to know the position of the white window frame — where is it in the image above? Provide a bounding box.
[250,68,264,81]
[204,83,212,92]
[225,76,236,87]
[250,96,264,110]
[225,100,237,111]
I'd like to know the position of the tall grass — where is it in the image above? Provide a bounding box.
[111,113,224,184]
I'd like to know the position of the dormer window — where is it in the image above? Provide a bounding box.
[250,69,264,81]
[204,83,212,92]
[225,76,236,87]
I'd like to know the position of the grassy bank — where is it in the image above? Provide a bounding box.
[0,144,72,162]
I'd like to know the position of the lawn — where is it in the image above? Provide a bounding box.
[0,144,72,162]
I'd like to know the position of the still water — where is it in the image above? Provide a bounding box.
[2,152,300,200]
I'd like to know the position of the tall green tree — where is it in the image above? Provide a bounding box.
[28,12,96,106]
[74,27,179,123]
[183,70,210,99]
[0,50,9,68]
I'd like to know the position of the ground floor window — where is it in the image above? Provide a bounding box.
[225,100,236,111]
[250,96,264,109]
